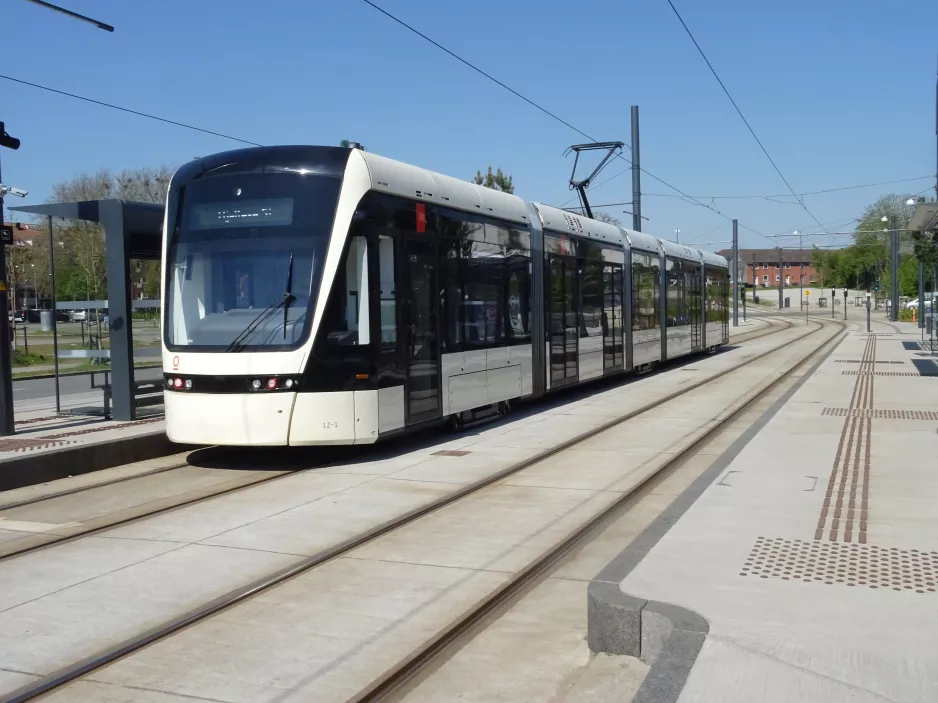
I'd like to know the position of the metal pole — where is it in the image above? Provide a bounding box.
[732,219,738,326]
[831,288,835,319]
[630,105,641,232]
[48,216,61,414]
[867,293,871,333]
[920,260,926,330]
[800,234,805,323]
[890,219,899,322]
[0,152,15,435]
[778,247,783,310]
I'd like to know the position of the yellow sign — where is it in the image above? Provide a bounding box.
[0,281,7,292]
[804,290,810,296]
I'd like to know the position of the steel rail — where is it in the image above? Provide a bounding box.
[1,317,829,703]
[352,318,847,702]
[0,322,790,563]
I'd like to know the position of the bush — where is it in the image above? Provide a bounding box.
[898,308,914,322]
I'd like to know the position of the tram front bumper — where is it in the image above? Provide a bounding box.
[165,391,296,446]
[164,390,381,446]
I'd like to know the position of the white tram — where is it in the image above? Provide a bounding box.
[161,145,730,446]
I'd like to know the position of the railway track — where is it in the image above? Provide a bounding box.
[0,316,791,563]
[356,319,846,702]
[0,316,838,703]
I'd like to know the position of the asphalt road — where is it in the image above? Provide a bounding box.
[12,365,163,404]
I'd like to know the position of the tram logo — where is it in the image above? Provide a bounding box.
[172,355,180,370]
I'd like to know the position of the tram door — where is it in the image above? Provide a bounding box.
[548,255,578,388]
[603,263,625,370]
[689,265,702,350]
[404,238,442,424]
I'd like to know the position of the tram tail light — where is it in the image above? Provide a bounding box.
[266,378,278,389]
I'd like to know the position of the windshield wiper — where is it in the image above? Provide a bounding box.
[225,253,296,353]
[282,253,295,340]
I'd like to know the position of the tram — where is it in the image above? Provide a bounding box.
[161,145,729,446]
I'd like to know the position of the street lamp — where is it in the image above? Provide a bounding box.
[881,214,899,321]
[907,198,926,331]
[674,228,680,243]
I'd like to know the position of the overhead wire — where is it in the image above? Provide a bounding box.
[359,0,773,240]
[662,0,828,233]
[0,73,263,147]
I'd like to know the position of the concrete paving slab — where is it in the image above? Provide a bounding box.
[680,637,896,703]
[104,470,377,544]
[0,543,297,682]
[198,477,456,556]
[402,578,647,703]
[44,680,217,703]
[81,559,510,703]
[611,328,938,703]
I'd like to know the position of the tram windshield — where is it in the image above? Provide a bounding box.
[165,172,341,350]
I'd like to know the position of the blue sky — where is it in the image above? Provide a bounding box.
[2,0,936,250]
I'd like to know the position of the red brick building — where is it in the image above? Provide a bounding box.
[719,248,817,288]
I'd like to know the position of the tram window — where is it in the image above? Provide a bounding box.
[463,242,504,348]
[666,257,686,327]
[581,260,604,340]
[378,235,396,350]
[320,236,370,347]
[631,251,658,331]
[506,262,532,342]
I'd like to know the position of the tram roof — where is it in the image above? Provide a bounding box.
[361,151,533,226]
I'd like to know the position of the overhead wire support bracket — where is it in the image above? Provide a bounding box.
[564,141,625,220]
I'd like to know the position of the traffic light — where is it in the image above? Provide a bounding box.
[0,123,19,151]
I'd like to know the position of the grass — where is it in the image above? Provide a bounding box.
[11,349,50,367]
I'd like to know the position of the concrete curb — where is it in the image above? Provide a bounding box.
[0,431,197,492]
[586,325,849,703]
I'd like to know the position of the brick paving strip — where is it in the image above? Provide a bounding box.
[817,334,875,543]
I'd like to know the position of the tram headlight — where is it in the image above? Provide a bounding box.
[251,379,262,390]
[184,379,193,390]
[266,378,278,390]
[173,378,183,389]
[284,379,293,389]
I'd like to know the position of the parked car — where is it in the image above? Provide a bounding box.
[906,297,934,310]
[68,310,87,322]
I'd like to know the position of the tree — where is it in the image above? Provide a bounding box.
[593,212,622,226]
[810,193,937,296]
[473,166,514,194]
[47,166,174,302]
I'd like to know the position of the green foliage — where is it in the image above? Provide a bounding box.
[11,349,48,367]
[812,193,937,296]
[473,166,514,194]
[898,308,915,322]
[25,166,175,304]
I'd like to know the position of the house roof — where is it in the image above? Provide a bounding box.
[717,248,813,264]
[2,221,47,246]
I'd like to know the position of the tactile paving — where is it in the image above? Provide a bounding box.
[841,370,938,377]
[741,537,938,593]
[821,408,938,420]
